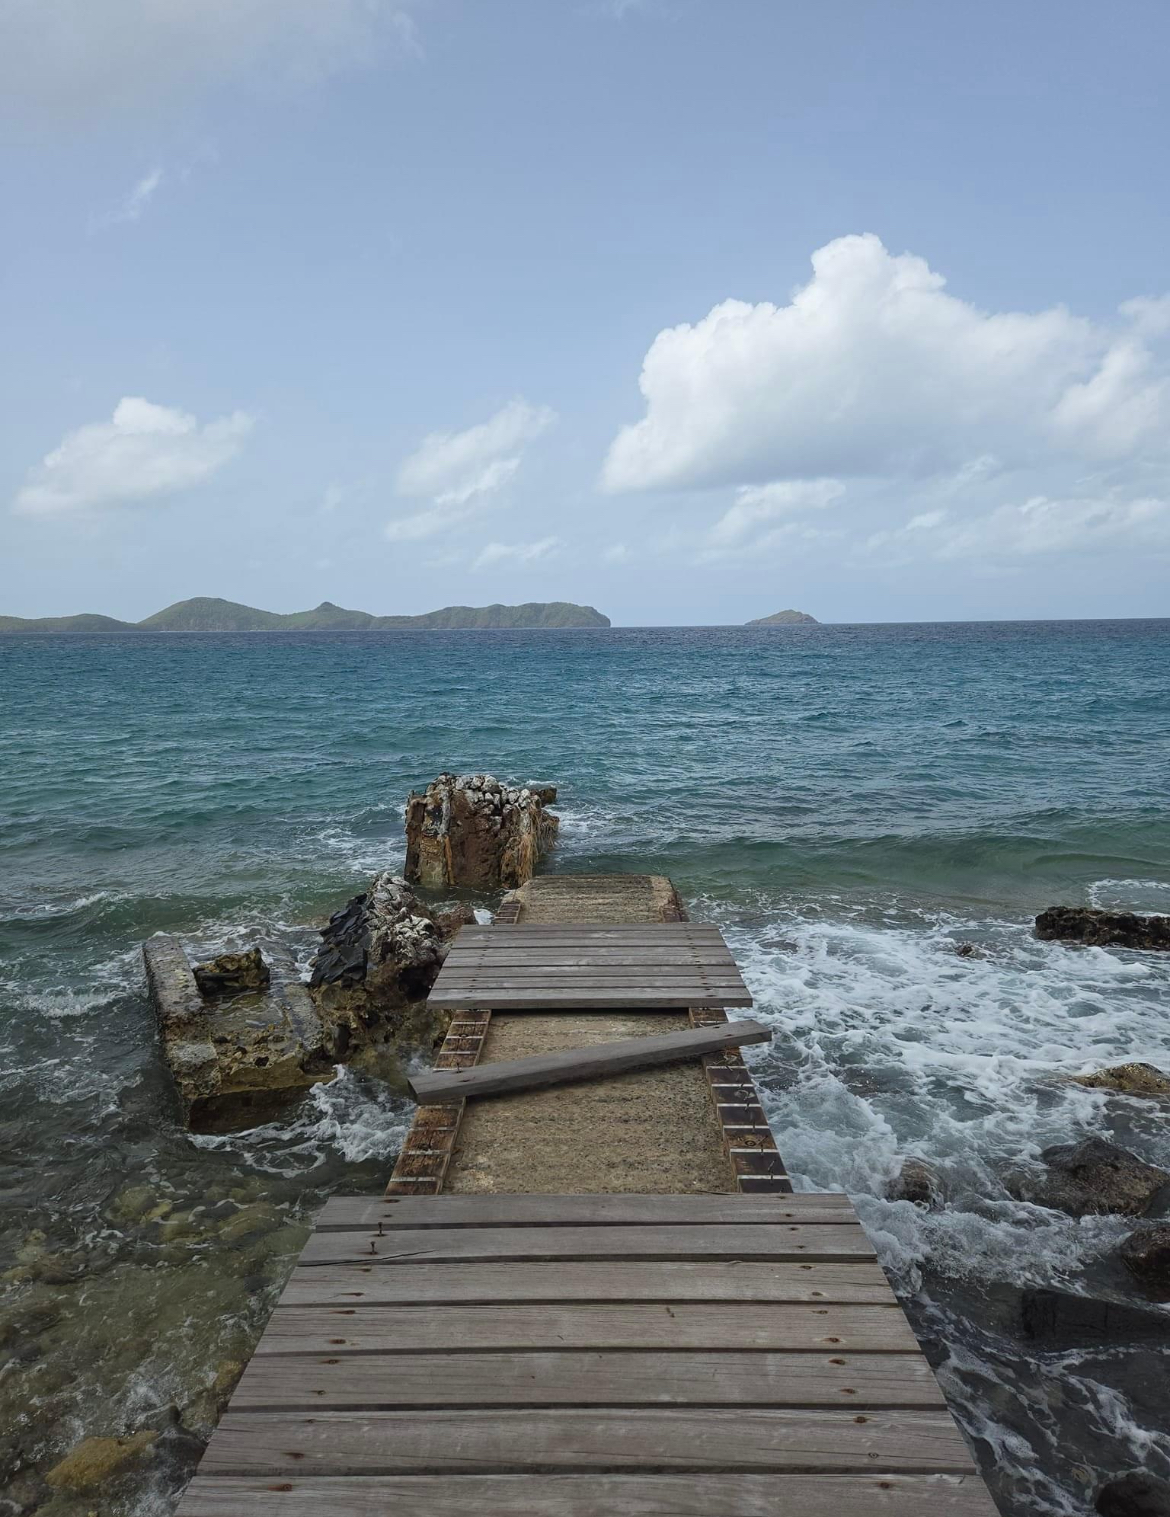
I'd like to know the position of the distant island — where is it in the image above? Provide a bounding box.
[747,609,819,626]
[0,597,611,633]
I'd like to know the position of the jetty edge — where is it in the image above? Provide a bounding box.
[174,871,1000,1517]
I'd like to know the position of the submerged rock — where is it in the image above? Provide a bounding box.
[1036,906,1170,951]
[887,1157,945,1207]
[1005,1136,1170,1217]
[1097,1473,1170,1516]
[404,772,559,889]
[1073,1063,1170,1098]
[45,1430,158,1491]
[1118,1225,1170,1300]
[1019,1287,1170,1347]
[192,947,269,998]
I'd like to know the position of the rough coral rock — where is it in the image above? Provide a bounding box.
[143,937,333,1130]
[1005,1136,1170,1217]
[1072,1063,1170,1097]
[404,772,559,890]
[308,873,454,1054]
[192,947,270,998]
[1036,906,1170,951]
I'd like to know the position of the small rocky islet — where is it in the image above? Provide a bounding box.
[5,779,1170,1515]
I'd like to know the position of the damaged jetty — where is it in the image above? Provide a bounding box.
[145,772,1005,1517]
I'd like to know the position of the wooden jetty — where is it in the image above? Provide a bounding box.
[176,874,999,1517]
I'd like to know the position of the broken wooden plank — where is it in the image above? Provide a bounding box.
[407,1019,771,1105]
[315,1192,853,1230]
[230,1348,946,1409]
[297,1223,877,1267]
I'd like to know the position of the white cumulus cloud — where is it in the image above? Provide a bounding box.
[13,397,253,515]
[93,167,164,230]
[602,233,1170,494]
[387,399,555,543]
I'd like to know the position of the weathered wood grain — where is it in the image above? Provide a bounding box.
[231,1349,944,1408]
[298,1223,876,1266]
[408,1020,771,1105]
[258,1302,918,1352]
[200,1407,978,1476]
[176,1472,1001,1517]
[316,1192,854,1230]
[275,1258,899,1308]
[427,990,751,1010]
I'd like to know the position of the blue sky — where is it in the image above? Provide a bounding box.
[2,0,1168,625]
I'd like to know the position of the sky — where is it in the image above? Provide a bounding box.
[2,0,1169,626]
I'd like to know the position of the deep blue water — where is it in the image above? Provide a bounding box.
[2,622,1169,1514]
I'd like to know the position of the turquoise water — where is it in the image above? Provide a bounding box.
[2,622,1169,1513]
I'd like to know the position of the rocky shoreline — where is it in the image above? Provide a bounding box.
[5,793,1170,1516]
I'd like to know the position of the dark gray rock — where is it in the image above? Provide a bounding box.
[1096,1473,1170,1516]
[1020,1287,1170,1347]
[1119,1225,1170,1300]
[1005,1137,1170,1216]
[1036,906,1170,951]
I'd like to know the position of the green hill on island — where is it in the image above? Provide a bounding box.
[747,608,820,626]
[0,597,611,633]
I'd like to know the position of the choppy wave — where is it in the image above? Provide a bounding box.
[1,622,1168,1515]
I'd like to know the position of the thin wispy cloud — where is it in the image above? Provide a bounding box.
[473,535,562,570]
[90,168,164,232]
[387,399,555,543]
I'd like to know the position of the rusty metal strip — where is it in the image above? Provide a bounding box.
[385,1010,491,1195]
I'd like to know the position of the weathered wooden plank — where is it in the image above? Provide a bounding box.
[444,951,737,965]
[200,1407,978,1475]
[436,970,750,983]
[315,1193,854,1230]
[428,990,753,1010]
[407,1021,771,1105]
[176,1472,1003,1517]
[275,1259,898,1307]
[258,1302,917,1352]
[298,1224,876,1266]
[231,1349,946,1409]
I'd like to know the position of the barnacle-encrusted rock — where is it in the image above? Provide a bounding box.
[308,873,457,1055]
[404,773,558,889]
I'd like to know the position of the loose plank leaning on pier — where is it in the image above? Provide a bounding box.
[407,1018,771,1104]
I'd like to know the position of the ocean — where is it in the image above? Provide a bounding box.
[2,621,1169,1514]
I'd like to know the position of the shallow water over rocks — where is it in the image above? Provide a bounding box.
[1,621,1169,1514]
